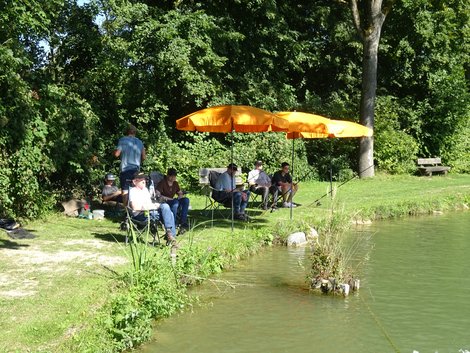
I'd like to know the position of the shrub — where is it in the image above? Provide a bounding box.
[375,129,419,174]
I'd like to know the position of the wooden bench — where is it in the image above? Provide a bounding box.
[417,157,450,176]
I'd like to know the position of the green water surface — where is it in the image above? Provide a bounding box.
[141,212,470,353]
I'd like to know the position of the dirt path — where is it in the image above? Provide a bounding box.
[0,237,127,299]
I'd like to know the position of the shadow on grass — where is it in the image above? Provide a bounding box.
[0,236,30,249]
[93,231,126,243]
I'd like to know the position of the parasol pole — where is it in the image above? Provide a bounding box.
[290,135,294,220]
[231,118,234,231]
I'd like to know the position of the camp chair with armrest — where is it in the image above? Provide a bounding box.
[122,175,164,246]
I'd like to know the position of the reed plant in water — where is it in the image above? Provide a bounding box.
[309,191,363,295]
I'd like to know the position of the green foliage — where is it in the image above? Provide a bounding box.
[144,132,229,189]
[231,132,313,180]
[1,0,470,219]
[105,252,187,351]
[374,96,419,174]
[375,129,419,174]
[441,112,470,173]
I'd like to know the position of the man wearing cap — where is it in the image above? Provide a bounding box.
[128,171,176,244]
[156,168,190,234]
[101,173,122,203]
[247,160,273,210]
[114,124,146,206]
[214,163,250,221]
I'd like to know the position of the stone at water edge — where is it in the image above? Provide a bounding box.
[306,227,319,241]
[286,232,308,246]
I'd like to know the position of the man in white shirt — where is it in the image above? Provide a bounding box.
[247,160,272,210]
[129,172,176,244]
[214,163,250,221]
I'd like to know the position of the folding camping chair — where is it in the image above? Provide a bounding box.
[121,174,164,246]
[123,207,161,246]
[199,167,244,221]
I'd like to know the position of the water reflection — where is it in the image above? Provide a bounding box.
[141,212,470,353]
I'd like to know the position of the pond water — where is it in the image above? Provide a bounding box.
[141,212,470,353]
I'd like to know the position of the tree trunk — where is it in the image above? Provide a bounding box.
[358,34,380,178]
[349,0,395,178]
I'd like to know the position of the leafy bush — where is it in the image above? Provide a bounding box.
[375,129,419,174]
[441,114,470,173]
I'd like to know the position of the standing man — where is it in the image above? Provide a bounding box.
[247,160,272,210]
[156,168,190,235]
[271,162,298,208]
[214,163,250,221]
[114,124,146,206]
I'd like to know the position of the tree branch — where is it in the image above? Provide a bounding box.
[349,0,364,41]
[382,0,397,16]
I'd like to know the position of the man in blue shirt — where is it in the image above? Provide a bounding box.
[114,124,146,206]
[214,163,250,221]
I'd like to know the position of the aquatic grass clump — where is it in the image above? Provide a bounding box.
[101,250,189,352]
[309,204,363,295]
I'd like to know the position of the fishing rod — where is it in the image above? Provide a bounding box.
[307,164,375,208]
[267,165,332,213]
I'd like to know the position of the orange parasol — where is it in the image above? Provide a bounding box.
[286,119,373,139]
[176,105,288,228]
[176,105,289,133]
[276,111,330,137]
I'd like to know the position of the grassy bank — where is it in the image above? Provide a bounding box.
[0,174,469,352]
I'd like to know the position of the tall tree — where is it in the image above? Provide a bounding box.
[349,0,396,177]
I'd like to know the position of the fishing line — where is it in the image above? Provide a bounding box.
[359,292,401,353]
[306,164,375,208]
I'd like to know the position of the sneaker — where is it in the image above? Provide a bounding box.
[177,227,187,236]
[283,202,297,208]
[234,213,247,221]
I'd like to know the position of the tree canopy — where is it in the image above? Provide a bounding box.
[0,0,468,218]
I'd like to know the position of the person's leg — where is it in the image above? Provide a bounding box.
[166,199,179,225]
[120,169,137,206]
[269,186,279,208]
[232,192,242,214]
[240,190,250,214]
[259,186,269,209]
[281,185,290,202]
[158,203,176,236]
[287,184,298,203]
[178,197,190,227]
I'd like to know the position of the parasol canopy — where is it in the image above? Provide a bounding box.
[275,111,330,137]
[176,105,289,133]
[286,119,373,139]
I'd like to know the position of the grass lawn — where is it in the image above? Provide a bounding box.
[0,173,469,352]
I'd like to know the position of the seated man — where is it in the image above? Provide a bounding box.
[271,162,298,208]
[247,160,273,210]
[128,171,176,244]
[101,173,123,203]
[156,168,190,235]
[213,163,250,221]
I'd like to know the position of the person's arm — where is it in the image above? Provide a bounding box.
[102,190,121,202]
[175,181,185,199]
[113,148,121,158]
[271,172,281,187]
[140,146,146,162]
[247,171,256,186]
